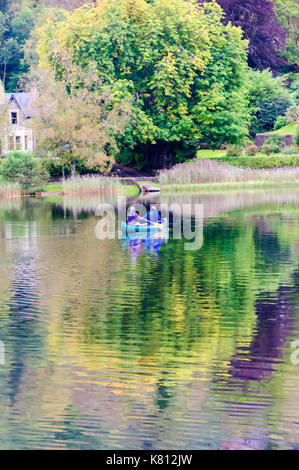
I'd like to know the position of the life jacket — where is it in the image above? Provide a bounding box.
[127,213,138,223]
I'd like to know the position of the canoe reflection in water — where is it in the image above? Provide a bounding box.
[122,230,169,259]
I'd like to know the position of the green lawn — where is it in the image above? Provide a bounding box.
[41,183,63,193]
[120,184,140,196]
[272,121,298,135]
[196,149,226,159]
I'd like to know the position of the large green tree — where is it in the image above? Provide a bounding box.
[273,0,299,70]
[0,1,71,91]
[30,58,131,175]
[36,0,251,169]
[0,6,35,90]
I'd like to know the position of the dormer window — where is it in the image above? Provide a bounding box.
[11,112,18,125]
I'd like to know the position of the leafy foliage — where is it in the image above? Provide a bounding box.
[0,0,82,91]
[246,69,293,134]
[285,105,299,123]
[30,59,131,174]
[216,153,299,168]
[263,134,283,153]
[274,115,288,130]
[0,6,36,91]
[260,144,273,156]
[245,145,259,156]
[204,0,287,72]
[281,145,298,155]
[0,150,49,189]
[296,123,299,147]
[226,145,243,157]
[273,0,299,69]
[35,0,251,168]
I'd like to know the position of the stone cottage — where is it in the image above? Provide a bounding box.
[0,89,36,156]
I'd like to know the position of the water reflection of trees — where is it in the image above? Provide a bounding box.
[0,194,299,448]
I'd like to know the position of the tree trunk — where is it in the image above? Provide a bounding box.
[71,162,76,178]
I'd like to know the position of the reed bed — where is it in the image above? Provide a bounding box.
[159,158,299,187]
[62,175,121,196]
[0,181,21,198]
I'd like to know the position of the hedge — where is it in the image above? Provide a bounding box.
[212,154,299,169]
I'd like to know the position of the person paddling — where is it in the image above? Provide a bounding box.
[127,206,148,225]
[146,205,161,224]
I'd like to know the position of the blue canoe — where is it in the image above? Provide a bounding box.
[121,220,168,236]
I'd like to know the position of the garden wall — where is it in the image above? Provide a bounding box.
[255,133,294,147]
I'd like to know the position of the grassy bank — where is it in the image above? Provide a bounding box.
[41,183,64,193]
[196,149,226,159]
[40,177,140,197]
[122,184,140,196]
[0,182,21,198]
[159,158,299,189]
[272,121,298,135]
[213,154,299,168]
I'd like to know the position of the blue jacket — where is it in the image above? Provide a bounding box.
[146,209,161,223]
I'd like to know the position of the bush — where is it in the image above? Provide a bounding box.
[281,145,298,155]
[43,158,103,178]
[251,96,292,135]
[226,145,243,157]
[296,124,299,147]
[260,144,273,155]
[274,115,288,130]
[245,145,259,156]
[248,70,293,135]
[214,154,299,169]
[264,134,283,153]
[0,151,49,190]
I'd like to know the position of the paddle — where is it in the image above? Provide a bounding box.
[144,219,164,228]
[141,218,156,226]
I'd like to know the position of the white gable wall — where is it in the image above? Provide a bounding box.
[1,96,34,156]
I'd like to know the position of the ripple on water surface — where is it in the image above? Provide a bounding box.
[0,194,299,449]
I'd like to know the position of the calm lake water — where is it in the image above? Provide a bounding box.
[0,188,299,450]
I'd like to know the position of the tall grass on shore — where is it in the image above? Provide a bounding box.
[159,159,299,188]
[62,175,121,196]
[0,181,21,198]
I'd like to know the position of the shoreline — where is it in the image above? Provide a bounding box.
[160,180,299,193]
[1,179,299,200]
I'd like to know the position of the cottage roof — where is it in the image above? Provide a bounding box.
[5,92,35,118]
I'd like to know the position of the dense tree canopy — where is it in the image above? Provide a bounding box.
[0,6,36,90]
[246,69,294,134]
[203,0,287,72]
[273,0,299,70]
[30,58,131,174]
[0,0,296,170]
[36,0,251,168]
[0,0,86,91]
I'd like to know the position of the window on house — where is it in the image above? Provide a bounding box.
[15,136,21,150]
[8,136,14,150]
[11,112,18,125]
[24,136,29,151]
